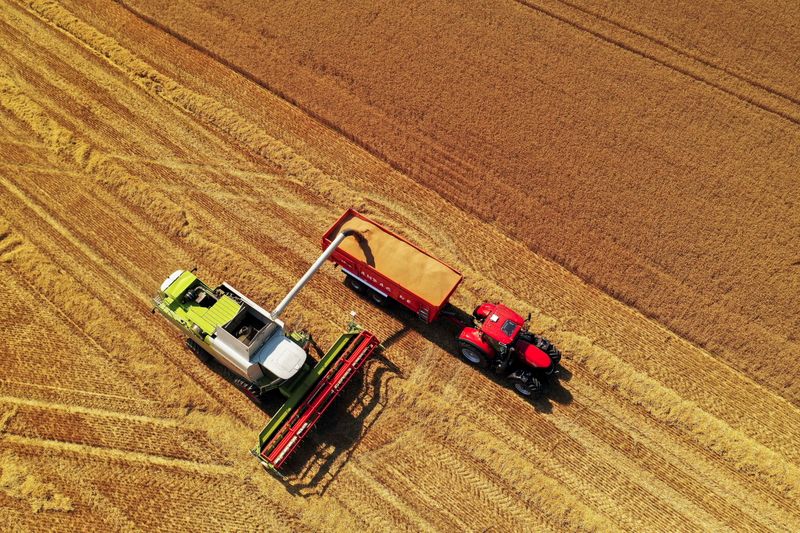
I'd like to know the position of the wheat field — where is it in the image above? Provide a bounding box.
[1,1,798,531]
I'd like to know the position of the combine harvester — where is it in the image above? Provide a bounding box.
[323,209,562,397]
[153,230,381,474]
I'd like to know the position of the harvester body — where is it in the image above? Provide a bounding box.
[155,270,306,392]
[153,230,381,473]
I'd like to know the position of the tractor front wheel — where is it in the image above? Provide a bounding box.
[459,342,489,369]
[513,375,543,397]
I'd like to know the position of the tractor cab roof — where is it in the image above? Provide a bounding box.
[479,303,524,345]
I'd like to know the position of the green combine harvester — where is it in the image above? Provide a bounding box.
[153,230,381,474]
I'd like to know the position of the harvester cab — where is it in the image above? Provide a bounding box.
[155,270,307,393]
[153,229,382,474]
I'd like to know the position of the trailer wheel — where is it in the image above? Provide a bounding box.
[346,275,366,294]
[513,375,543,397]
[369,290,388,306]
[459,341,489,368]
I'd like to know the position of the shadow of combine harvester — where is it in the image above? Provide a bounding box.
[191,339,401,494]
[279,351,401,497]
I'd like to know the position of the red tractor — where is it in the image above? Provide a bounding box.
[323,209,563,398]
[457,303,561,397]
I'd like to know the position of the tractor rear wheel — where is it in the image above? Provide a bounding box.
[513,375,543,397]
[459,342,489,369]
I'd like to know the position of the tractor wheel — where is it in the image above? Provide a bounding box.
[233,377,262,403]
[548,348,562,366]
[459,342,489,369]
[513,375,543,397]
[346,276,366,294]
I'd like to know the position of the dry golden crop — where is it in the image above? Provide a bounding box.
[1,0,798,531]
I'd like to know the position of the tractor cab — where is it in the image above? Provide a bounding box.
[458,301,557,386]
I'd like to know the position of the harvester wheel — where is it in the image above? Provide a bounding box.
[346,276,366,294]
[186,339,210,362]
[513,375,543,397]
[233,377,262,403]
[459,342,489,368]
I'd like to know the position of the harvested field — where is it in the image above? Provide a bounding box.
[0,0,798,531]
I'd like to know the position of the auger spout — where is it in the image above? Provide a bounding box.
[271,229,358,320]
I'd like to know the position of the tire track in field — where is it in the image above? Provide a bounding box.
[3,404,229,466]
[3,1,484,524]
[1,2,254,165]
[554,0,800,108]
[112,0,418,183]
[7,1,800,528]
[0,396,179,427]
[75,7,800,512]
[0,66,288,428]
[370,433,567,530]
[573,376,794,532]
[0,199,255,429]
[562,332,800,504]
[338,467,441,532]
[68,481,141,532]
[0,209,156,403]
[0,380,162,417]
[556,398,775,530]
[36,1,792,512]
[513,0,800,126]
[1,162,312,441]
[467,354,799,518]
[0,71,191,238]
[2,435,233,475]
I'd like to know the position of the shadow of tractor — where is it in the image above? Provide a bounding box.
[345,280,573,413]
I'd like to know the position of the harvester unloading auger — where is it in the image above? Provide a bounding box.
[153,230,381,474]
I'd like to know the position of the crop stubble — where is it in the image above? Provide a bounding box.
[0,0,798,531]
